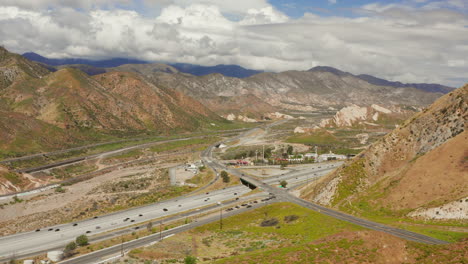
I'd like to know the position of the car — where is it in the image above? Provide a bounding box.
[124,218,130,221]
[247,205,252,208]
[55,229,60,232]
[138,214,143,217]
[234,192,237,195]
[93,216,98,219]
[235,197,239,200]
[253,201,258,203]
[86,231,91,234]
[235,206,240,209]
[35,229,40,232]
[73,223,78,226]
[134,227,139,230]
[163,208,168,211]
[178,205,182,207]
[206,192,209,195]
[96,226,101,229]
[241,203,247,206]
[48,228,53,231]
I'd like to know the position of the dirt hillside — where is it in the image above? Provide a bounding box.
[301,84,467,219]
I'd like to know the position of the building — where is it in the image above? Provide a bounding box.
[304,153,318,159]
[317,151,347,162]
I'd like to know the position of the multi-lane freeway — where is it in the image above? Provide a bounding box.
[0,184,254,259]
[0,122,449,263]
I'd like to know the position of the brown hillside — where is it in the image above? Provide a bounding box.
[0,46,49,90]
[0,47,225,158]
[302,84,467,218]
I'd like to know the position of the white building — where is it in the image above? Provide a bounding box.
[304,153,318,159]
[318,151,347,162]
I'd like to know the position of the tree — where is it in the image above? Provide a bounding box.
[220,170,230,183]
[287,145,294,155]
[280,180,288,188]
[184,255,197,264]
[64,241,77,258]
[65,241,77,251]
[76,234,88,246]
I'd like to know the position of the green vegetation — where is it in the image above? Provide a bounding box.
[2,172,22,185]
[332,159,367,207]
[221,170,230,183]
[280,180,288,188]
[332,160,468,243]
[107,149,142,160]
[129,202,362,263]
[55,186,66,193]
[184,256,197,264]
[286,130,341,145]
[50,163,98,179]
[150,137,220,153]
[76,235,89,246]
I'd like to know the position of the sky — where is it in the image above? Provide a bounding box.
[0,0,467,87]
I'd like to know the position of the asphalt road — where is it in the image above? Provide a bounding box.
[0,121,449,263]
[59,199,275,264]
[0,183,255,259]
[223,167,449,245]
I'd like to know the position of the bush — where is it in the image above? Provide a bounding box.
[65,241,77,251]
[221,170,230,183]
[284,215,299,223]
[280,180,288,188]
[64,241,77,257]
[55,186,65,193]
[260,218,279,227]
[76,234,89,246]
[184,255,197,264]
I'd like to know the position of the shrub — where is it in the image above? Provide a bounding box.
[55,186,65,193]
[280,180,288,188]
[260,218,279,227]
[284,215,299,223]
[184,255,197,264]
[221,170,230,183]
[76,234,89,246]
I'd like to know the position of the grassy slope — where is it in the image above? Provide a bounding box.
[127,202,467,264]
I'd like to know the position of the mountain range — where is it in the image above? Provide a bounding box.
[22,52,454,94]
[0,47,225,157]
[22,52,262,79]
[0,46,458,157]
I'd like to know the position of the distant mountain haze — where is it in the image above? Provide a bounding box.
[22,52,454,94]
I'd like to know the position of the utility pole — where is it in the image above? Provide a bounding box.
[120,235,124,257]
[262,145,265,164]
[159,221,163,240]
[218,202,223,230]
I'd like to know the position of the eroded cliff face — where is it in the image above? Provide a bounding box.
[147,69,442,117]
[302,85,468,220]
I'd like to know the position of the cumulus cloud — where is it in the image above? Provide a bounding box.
[0,1,467,87]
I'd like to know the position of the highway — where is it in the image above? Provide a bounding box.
[59,199,276,264]
[0,121,449,263]
[220,166,449,245]
[0,144,339,261]
[0,184,254,259]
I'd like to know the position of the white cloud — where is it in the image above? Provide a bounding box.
[328,0,337,4]
[0,2,467,87]
[239,6,288,25]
